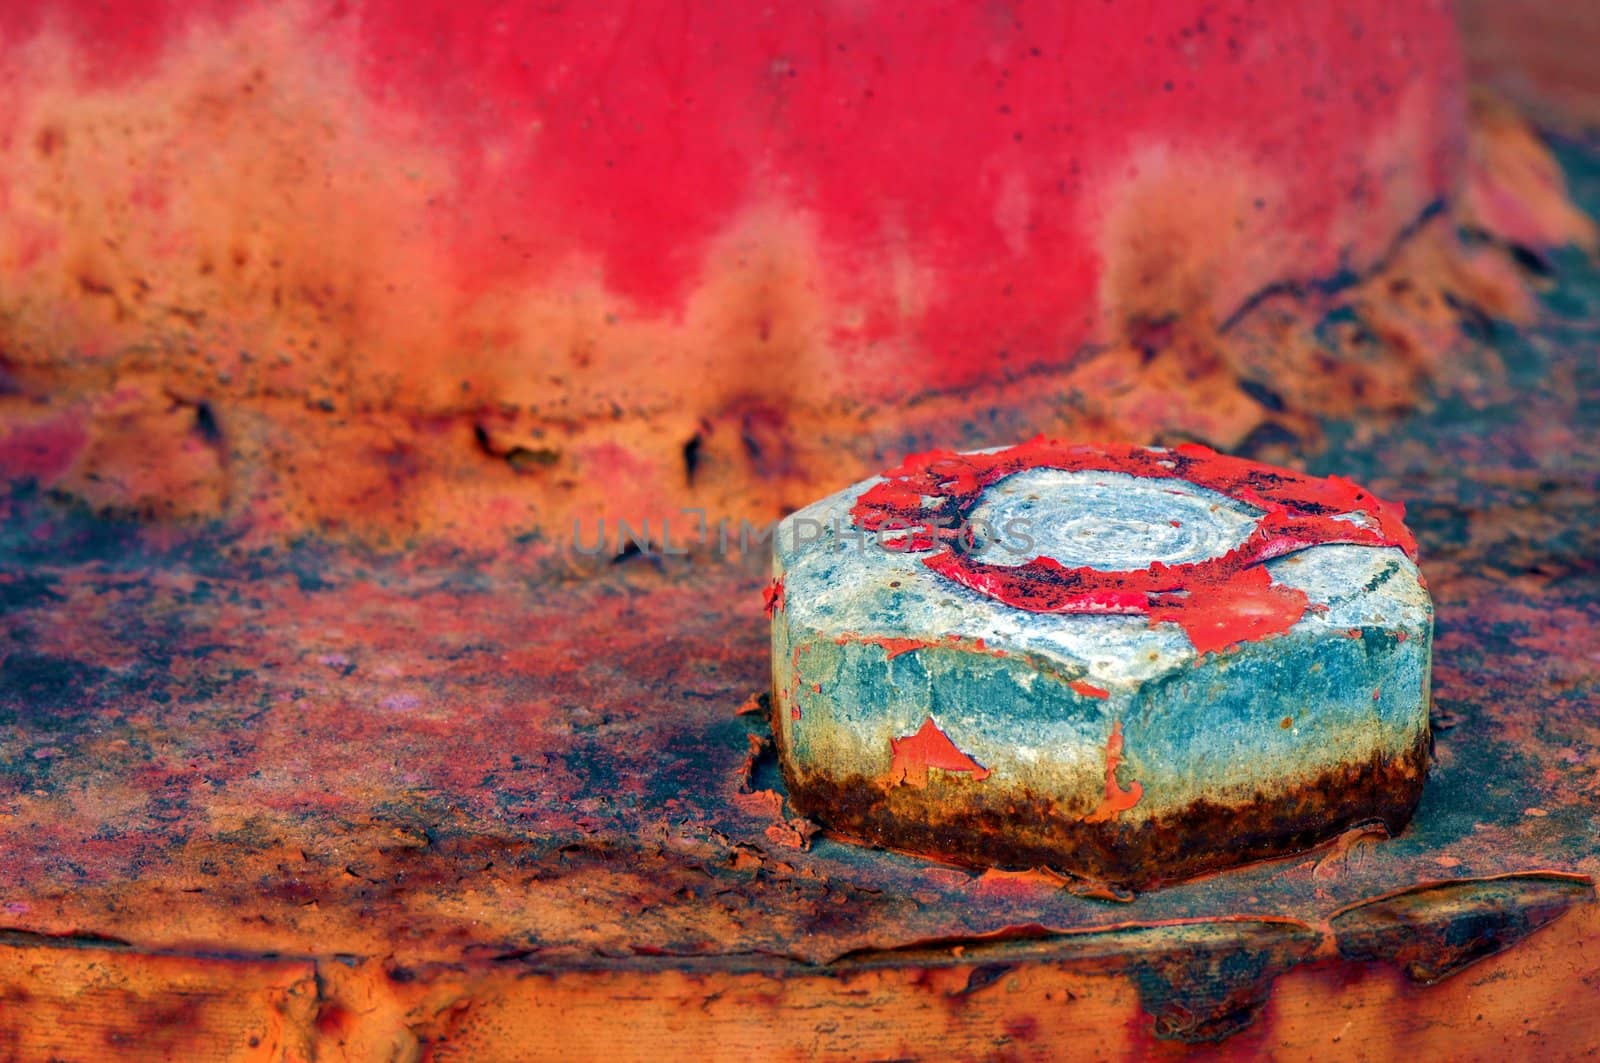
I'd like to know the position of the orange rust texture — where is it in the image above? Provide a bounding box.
[1,269,1599,1051]
[11,470,1588,981]
[0,939,321,1059]
[3,898,1598,1061]
[0,3,1578,546]
[1461,92,1600,251]
[0,148,1568,549]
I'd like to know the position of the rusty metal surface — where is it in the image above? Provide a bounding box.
[2,146,1600,1056]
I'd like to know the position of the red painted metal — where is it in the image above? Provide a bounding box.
[0,0,1468,542]
[851,439,1417,651]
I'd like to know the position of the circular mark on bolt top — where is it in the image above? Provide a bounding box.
[965,469,1262,569]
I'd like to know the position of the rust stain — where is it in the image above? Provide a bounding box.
[975,867,1133,904]
[763,817,819,851]
[1461,91,1600,251]
[1310,820,1392,882]
[975,867,1078,897]
[1084,720,1145,823]
[1328,873,1596,983]
[888,717,992,789]
[787,733,1429,888]
[5,906,1600,1059]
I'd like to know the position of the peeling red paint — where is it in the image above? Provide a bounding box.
[888,717,991,789]
[836,635,928,660]
[1068,680,1111,700]
[834,634,1012,662]
[852,439,1414,653]
[1146,566,1310,655]
[1084,721,1143,823]
[763,578,785,618]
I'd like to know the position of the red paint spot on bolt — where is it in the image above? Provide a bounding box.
[836,634,928,659]
[762,577,785,617]
[888,716,991,788]
[1146,565,1309,655]
[1084,720,1143,823]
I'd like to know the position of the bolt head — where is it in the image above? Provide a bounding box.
[769,441,1432,889]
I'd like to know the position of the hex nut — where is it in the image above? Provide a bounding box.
[768,440,1433,889]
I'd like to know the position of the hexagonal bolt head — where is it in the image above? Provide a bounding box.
[768,440,1432,889]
